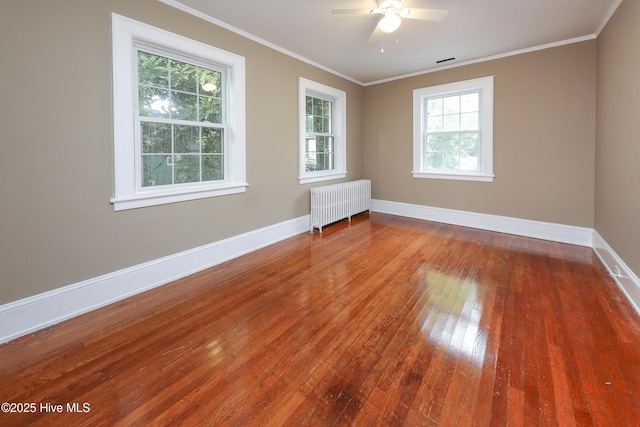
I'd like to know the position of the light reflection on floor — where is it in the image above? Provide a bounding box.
[422,270,486,367]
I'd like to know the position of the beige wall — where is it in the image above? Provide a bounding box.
[0,0,364,304]
[595,0,640,275]
[364,41,597,227]
[2,0,636,309]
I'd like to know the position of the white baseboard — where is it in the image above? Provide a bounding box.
[372,199,593,247]
[0,215,310,345]
[592,231,640,316]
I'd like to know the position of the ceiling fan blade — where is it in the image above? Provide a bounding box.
[401,8,448,21]
[331,8,377,15]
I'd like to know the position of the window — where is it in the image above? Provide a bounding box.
[305,96,335,173]
[298,78,346,184]
[137,51,225,187]
[111,14,246,210]
[413,76,494,182]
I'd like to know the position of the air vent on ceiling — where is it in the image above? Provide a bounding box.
[436,57,456,64]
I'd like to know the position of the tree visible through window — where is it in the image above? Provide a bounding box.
[298,78,346,185]
[412,76,494,182]
[425,91,480,171]
[137,51,225,187]
[111,13,247,211]
[305,95,334,172]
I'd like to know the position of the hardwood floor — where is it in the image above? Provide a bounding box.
[1,213,639,426]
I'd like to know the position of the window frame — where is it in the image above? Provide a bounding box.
[298,78,347,185]
[412,76,494,182]
[111,13,247,211]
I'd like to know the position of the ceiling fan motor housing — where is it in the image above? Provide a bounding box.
[376,0,403,10]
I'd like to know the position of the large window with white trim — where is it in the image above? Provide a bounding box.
[299,78,347,184]
[413,76,494,182]
[111,14,246,210]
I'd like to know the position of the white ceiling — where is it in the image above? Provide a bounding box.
[162,0,621,85]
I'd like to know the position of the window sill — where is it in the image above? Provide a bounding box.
[412,171,494,182]
[298,172,347,185]
[111,182,249,211]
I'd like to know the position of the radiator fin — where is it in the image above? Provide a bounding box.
[310,179,371,233]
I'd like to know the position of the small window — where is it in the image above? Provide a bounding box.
[299,78,347,184]
[413,76,494,182]
[111,14,246,210]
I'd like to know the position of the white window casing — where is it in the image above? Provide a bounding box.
[111,13,247,210]
[298,78,347,185]
[412,76,494,182]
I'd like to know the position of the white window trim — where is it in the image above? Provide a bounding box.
[412,76,494,182]
[111,13,247,211]
[298,78,347,185]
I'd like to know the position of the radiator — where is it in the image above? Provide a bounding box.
[310,179,371,233]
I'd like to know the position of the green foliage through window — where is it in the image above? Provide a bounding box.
[137,51,225,187]
[305,96,334,172]
[424,91,480,171]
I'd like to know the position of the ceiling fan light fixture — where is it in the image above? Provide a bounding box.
[379,11,401,33]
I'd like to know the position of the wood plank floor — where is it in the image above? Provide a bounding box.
[1,213,639,426]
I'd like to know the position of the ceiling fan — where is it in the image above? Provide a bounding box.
[332,0,448,34]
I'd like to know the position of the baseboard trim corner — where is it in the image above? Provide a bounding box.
[592,230,640,316]
[0,215,310,345]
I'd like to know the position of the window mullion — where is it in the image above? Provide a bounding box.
[138,116,223,129]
